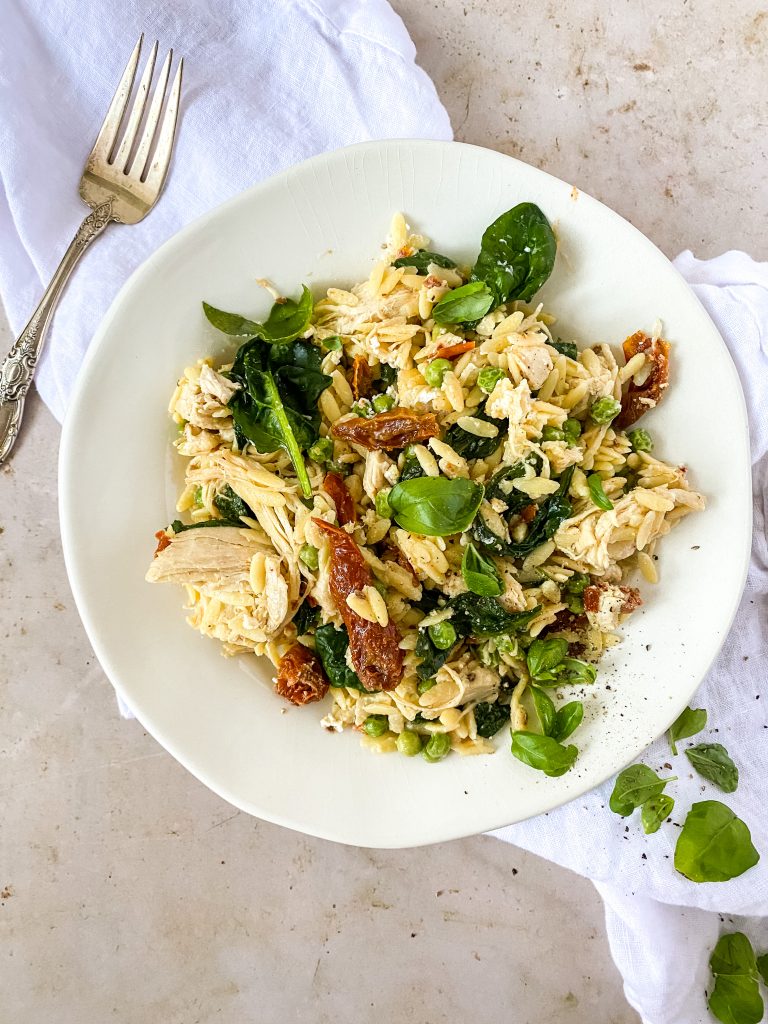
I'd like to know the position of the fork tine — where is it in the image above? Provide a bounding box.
[127,48,172,180]
[144,57,183,193]
[112,40,158,171]
[90,35,143,163]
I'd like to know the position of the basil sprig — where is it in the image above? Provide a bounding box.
[461,542,503,597]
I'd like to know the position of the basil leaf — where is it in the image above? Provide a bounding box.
[668,706,708,755]
[641,793,675,835]
[259,286,313,342]
[314,624,370,691]
[609,764,676,817]
[444,403,507,460]
[558,657,597,686]
[511,731,578,777]
[432,281,494,325]
[471,202,557,306]
[550,338,578,359]
[450,594,540,638]
[170,518,242,533]
[551,701,584,743]
[392,250,456,272]
[213,484,253,521]
[756,954,768,987]
[675,801,760,882]
[708,933,764,1024]
[293,600,320,636]
[531,686,556,736]
[587,473,613,511]
[474,701,510,739]
[685,743,739,793]
[388,477,484,537]
[202,301,263,337]
[461,542,504,597]
[527,637,569,681]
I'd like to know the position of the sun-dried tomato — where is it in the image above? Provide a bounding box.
[323,472,356,526]
[434,340,475,360]
[520,503,538,524]
[331,408,439,451]
[154,529,172,556]
[617,331,670,429]
[312,519,403,691]
[275,643,329,706]
[350,356,372,400]
[583,583,643,615]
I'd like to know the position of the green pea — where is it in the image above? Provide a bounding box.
[375,488,392,518]
[541,425,565,442]
[562,418,582,443]
[428,620,457,651]
[477,367,505,393]
[417,678,437,695]
[589,396,622,425]
[308,437,333,464]
[372,393,395,414]
[423,732,452,762]
[193,486,203,507]
[628,428,653,453]
[299,544,319,571]
[397,730,423,757]
[351,400,374,418]
[422,358,452,388]
[363,715,389,738]
[565,572,590,594]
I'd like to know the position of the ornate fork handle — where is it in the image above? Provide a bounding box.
[0,199,114,463]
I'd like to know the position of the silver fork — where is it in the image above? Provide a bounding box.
[0,35,183,464]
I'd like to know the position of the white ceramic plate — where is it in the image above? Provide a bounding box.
[60,140,750,848]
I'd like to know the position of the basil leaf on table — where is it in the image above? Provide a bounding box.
[432,281,494,325]
[450,594,541,638]
[530,686,556,736]
[708,932,764,1024]
[392,250,457,272]
[511,731,578,777]
[314,624,370,691]
[609,764,676,817]
[551,701,584,743]
[674,801,760,882]
[388,477,484,537]
[668,706,708,755]
[213,484,254,521]
[587,472,614,511]
[641,794,675,835]
[470,202,557,306]
[444,403,507,460]
[473,701,510,739]
[203,285,313,344]
[461,542,504,597]
[685,743,739,793]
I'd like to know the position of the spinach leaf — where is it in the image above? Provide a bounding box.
[203,286,313,344]
[511,731,578,777]
[388,477,484,537]
[270,339,332,408]
[470,510,511,557]
[444,403,507,460]
[551,701,584,743]
[531,686,556,736]
[461,542,504,597]
[471,203,557,306]
[527,638,569,682]
[674,801,760,882]
[484,459,533,513]
[550,338,578,359]
[432,281,494,325]
[477,466,574,560]
[450,594,540,638]
[170,518,242,533]
[314,624,370,691]
[641,794,675,835]
[392,250,457,272]
[587,473,613,511]
[398,445,426,482]
[213,484,254,521]
[685,743,739,793]
[708,933,764,1024]
[376,363,398,390]
[293,600,320,636]
[414,627,458,682]
[668,706,708,755]
[609,764,677,817]
[474,701,510,738]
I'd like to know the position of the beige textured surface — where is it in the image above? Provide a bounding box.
[9,2,766,1018]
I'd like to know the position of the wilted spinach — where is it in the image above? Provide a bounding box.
[470,203,557,306]
[450,594,541,638]
[392,250,457,272]
[473,467,574,560]
[213,484,254,521]
[549,338,578,359]
[398,445,426,482]
[314,624,370,691]
[414,626,457,682]
[444,403,507,460]
[474,701,510,738]
[293,600,320,636]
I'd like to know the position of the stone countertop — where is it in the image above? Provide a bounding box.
[5,2,767,1020]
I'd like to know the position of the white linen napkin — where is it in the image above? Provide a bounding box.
[493,250,768,1022]
[0,0,451,421]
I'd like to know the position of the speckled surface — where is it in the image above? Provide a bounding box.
[5,2,765,1019]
